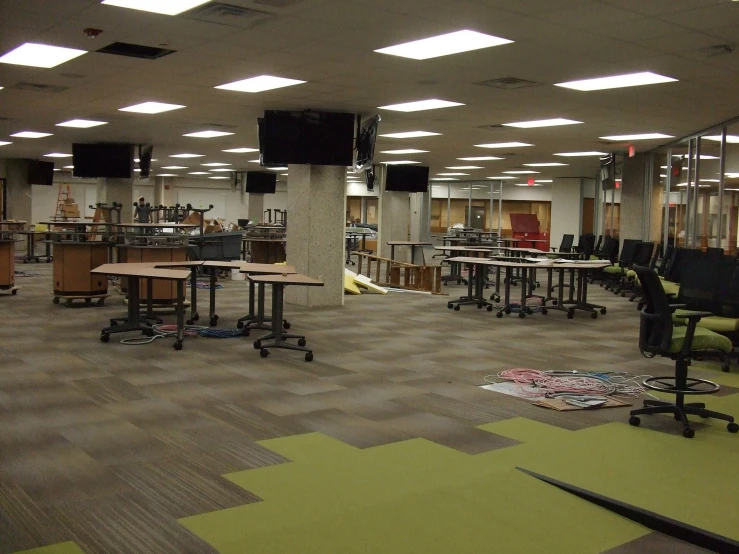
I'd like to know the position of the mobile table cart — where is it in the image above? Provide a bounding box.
[39,221,118,307]
[17,229,52,263]
[445,256,495,312]
[0,228,18,295]
[237,263,297,336]
[92,264,190,350]
[248,273,324,361]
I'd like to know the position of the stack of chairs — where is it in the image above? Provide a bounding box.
[601,239,640,290]
[612,241,654,296]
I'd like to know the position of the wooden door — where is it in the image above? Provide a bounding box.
[582,198,594,235]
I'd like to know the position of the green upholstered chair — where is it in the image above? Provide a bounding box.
[629,265,737,438]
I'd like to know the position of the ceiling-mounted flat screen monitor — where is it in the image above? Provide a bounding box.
[72,143,133,179]
[355,114,381,172]
[27,160,55,186]
[245,171,277,194]
[385,165,429,193]
[260,110,355,166]
[600,154,615,190]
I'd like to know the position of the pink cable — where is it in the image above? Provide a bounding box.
[496,368,614,398]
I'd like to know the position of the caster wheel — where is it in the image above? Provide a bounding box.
[600,308,607,315]
[443,282,447,286]
[298,338,307,347]
[486,305,493,312]
[186,319,194,326]
[567,311,574,320]
[494,295,500,302]
[637,303,644,310]
[552,300,558,306]
[496,312,503,318]
[621,292,626,298]
[52,297,60,304]
[457,280,462,285]
[591,312,598,319]
[143,328,154,337]
[628,416,640,427]
[305,352,314,362]
[174,341,183,351]
[100,333,110,343]
[447,303,453,309]
[260,348,269,358]
[477,304,483,309]
[253,340,261,350]
[722,363,730,373]
[284,322,291,330]
[192,314,200,322]
[541,308,548,315]
[504,308,511,315]
[237,321,244,329]
[85,298,91,304]
[241,328,250,337]
[518,312,526,319]
[682,428,695,439]
[210,317,218,327]
[453,305,460,311]
[110,320,118,327]
[728,422,739,433]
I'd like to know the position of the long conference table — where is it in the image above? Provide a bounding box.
[446,256,610,319]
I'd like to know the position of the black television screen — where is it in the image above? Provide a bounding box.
[27,160,55,186]
[355,115,380,172]
[260,110,355,166]
[385,165,429,193]
[600,154,615,190]
[245,171,277,194]
[73,143,133,179]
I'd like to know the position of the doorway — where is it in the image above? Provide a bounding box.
[582,198,594,234]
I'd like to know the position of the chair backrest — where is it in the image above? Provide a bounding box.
[648,244,661,269]
[559,234,574,253]
[664,248,700,283]
[633,265,675,355]
[705,247,725,262]
[657,244,674,276]
[594,235,603,253]
[633,241,654,267]
[717,260,739,318]
[679,259,734,313]
[618,239,641,266]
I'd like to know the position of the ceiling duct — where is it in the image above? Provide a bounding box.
[475,77,542,90]
[96,42,175,60]
[185,2,273,28]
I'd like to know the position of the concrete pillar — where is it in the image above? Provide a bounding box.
[409,191,430,243]
[376,165,411,261]
[98,178,134,223]
[550,178,582,246]
[286,164,346,307]
[620,154,658,241]
[5,159,32,223]
[153,177,165,206]
[248,193,264,224]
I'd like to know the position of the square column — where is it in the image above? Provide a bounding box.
[97,178,134,223]
[286,165,346,307]
[376,165,410,261]
[5,159,32,222]
[409,191,430,243]
[248,193,265,224]
[550,178,582,246]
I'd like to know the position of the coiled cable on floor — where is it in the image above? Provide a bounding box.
[119,323,241,344]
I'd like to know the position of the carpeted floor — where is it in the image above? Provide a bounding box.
[2,263,738,553]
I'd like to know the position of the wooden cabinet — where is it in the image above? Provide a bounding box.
[250,240,286,264]
[52,242,109,296]
[0,241,14,289]
[118,246,187,303]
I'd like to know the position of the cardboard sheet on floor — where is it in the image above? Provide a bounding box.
[534,397,631,411]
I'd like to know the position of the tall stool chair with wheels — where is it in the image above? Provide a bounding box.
[629,265,738,438]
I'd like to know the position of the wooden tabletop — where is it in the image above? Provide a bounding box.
[92,263,191,280]
[387,241,433,246]
[248,273,324,286]
[118,223,198,228]
[243,237,286,242]
[504,247,549,255]
[446,257,609,270]
[434,246,499,253]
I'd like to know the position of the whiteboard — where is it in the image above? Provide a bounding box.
[177,190,226,219]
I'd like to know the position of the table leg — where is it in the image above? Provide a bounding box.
[209,266,218,326]
[175,279,185,349]
[519,267,529,317]
[188,269,198,323]
[255,283,312,360]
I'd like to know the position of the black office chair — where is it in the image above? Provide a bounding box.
[603,238,640,291]
[593,235,603,256]
[656,244,674,277]
[550,234,574,253]
[629,265,737,438]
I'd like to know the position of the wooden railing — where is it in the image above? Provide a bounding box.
[354,252,442,294]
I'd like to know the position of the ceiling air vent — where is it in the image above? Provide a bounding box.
[475,77,541,90]
[96,42,175,60]
[186,2,273,28]
[11,82,68,93]
[253,0,305,7]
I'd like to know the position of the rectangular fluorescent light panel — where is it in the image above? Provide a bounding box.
[523,162,567,167]
[457,156,503,161]
[380,149,429,154]
[63,165,74,169]
[161,166,188,169]
[380,160,420,165]
[156,173,179,177]
[475,142,532,149]
[216,75,305,93]
[266,166,288,170]
[487,176,517,180]
[188,172,211,175]
[210,168,234,172]
[446,166,483,170]
[56,119,107,128]
[0,43,86,68]
[555,71,677,91]
[535,179,553,183]
[437,173,468,176]
[379,131,440,139]
[378,99,463,112]
[503,170,540,174]
[101,0,212,16]
[554,151,607,157]
[375,30,512,60]
[120,101,185,114]
[183,130,234,138]
[600,133,673,140]
[170,153,204,158]
[431,178,458,181]
[0,141,11,146]
[704,135,739,144]
[503,118,582,128]
[44,153,72,158]
[201,162,231,166]
[209,176,230,179]
[11,131,52,138]
[223,148,258,153]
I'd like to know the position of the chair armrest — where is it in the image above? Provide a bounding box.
[669,303,687,312]
[679,314,712,357]
[550,247,557,252]
[674,310,713,321]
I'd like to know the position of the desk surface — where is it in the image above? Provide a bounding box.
[448,256,610,270]
[248,273,324,286]
[92,263,191,280]
[502,238,547,243]
[434,245,498,253]
[387,241,433,246]
[504,247,549,255]
[118,223,198,229]
[243,237,287,242]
